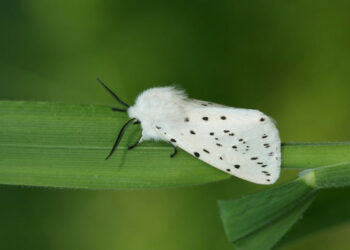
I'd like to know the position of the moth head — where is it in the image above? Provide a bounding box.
[128,86,186,123]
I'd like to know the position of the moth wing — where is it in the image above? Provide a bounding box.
[159,102,281,184]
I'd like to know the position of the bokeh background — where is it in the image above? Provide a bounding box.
[1,1,350,249]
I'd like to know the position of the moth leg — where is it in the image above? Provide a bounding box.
[170,145,178,158]
[128,136,143,150]
[105,118,136,160]
[112,107,127,112]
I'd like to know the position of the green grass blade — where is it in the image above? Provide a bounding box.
[0,101,228,189]
[218,180,316,250]
[277,187,350,248]
[219,162,350,250]
[234,195,315,250]
[314,162,350,188]
[1,101,350,189]
[282,143,350,169]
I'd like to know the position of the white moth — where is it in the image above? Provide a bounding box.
[98,79,281,185]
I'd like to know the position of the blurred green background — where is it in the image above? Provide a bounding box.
[1,1,350,249]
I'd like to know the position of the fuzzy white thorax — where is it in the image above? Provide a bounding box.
[127,87,187,141]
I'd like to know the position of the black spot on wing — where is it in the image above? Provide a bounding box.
[184,117,189,122]
[260,117,265,122]
[190,130,196,135]
[221,116,226,120]
[202,116,209,121]
[209,132,214,136]
[262,171,271,176]
[234,164,240,169]
[170,138,176,143]
[194,152,200,157]
[251,157,258,160]
[216,143,222,147]
[203,149,210,154]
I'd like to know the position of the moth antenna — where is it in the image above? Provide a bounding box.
[97,78,130,108]
[105,118,137,160]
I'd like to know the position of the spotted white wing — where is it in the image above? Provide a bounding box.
[156,101,281,184]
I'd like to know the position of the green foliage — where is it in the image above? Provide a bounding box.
[219,180,316,250]
[219,162,350,250]
[277,186,350,247]
[2,100,350,250]
[1,101,350,190]
[282,143,350,169]
[0,101,228,189]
